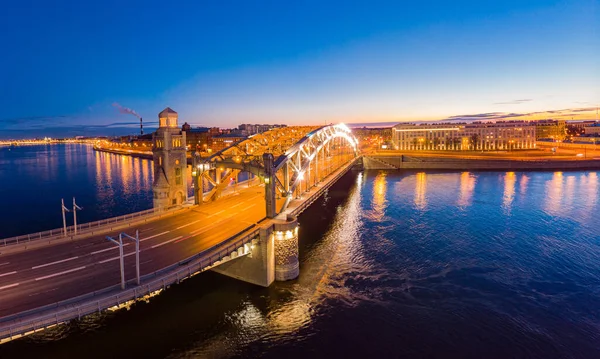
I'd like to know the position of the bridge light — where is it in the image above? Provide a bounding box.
[298,171,304,180]
[264,177,270,184]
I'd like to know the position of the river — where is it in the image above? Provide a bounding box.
[1,144,600,358]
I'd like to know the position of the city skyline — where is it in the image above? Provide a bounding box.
[1,0,598,138]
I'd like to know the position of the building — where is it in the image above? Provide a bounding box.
[583,123,600,136]
[535,120,566,141]
[181,123,221,152]
[238,124,286,136]
[392,122,536,151]
[352,127,393,149]
[152,107,187,209]
[212,133,247,152]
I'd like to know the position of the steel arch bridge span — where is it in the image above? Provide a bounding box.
[192,124,359,218]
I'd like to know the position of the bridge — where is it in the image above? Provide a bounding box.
[0,111,359,343]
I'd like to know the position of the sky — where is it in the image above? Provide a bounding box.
[0,0,598,138]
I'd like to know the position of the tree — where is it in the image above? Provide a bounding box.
[469,134,480,150]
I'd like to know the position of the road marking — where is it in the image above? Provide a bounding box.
[0,283,19,291]
[0,262,9,267]
[35,266,86,281]
[176,219,202,230]
[207,210,225,218]
[32,256,79,270]
[140,231,170,242]
[29,287,58,297]
[151,236,183,249]
[91,246,118,255]
[142,227,155,232]
[190,227,205,235]
[90,243,132,255]
[140,259,153,265]
[231,202,244,208]
[98,252,136,264]
[174,235,192,244]
[0,271,16,278]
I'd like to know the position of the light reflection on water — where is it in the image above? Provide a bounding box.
[3,169,600,359]
[0,144,155,237]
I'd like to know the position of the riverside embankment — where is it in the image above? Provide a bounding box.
[363,153,600,171]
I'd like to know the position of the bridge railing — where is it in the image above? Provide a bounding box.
[0,206,186,247]
[289,157,358,218]
[0,226,260,342]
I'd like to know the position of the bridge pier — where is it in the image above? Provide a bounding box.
[211,217,300,286]
[273,218,300,281]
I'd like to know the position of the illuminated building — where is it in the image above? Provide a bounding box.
[535,120,566,141]
[392,122,536,150]
[152,107,187,208]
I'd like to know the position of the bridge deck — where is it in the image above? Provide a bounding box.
[0,187,268,318]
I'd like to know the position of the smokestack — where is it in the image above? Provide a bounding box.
[140,117,143,135]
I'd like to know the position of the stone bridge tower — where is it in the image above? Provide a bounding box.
[152,107,187,209]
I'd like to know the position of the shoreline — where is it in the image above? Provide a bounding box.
[363,153,600,171]
[92,145,153,160]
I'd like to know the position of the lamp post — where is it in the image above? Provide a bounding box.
[106,234,125,290]
[72,197,83,235]
[122,230,140,285]
[61,198,70,236]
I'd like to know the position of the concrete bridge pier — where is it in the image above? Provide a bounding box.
[211,217,300,286]
[273,217,300,281]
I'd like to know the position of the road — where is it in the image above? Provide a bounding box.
[0,187,269,318]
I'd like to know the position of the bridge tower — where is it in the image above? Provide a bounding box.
[152,107,187,209]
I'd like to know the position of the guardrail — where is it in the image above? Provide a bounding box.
[290,157,357,218]
[0,226,260,342]
[1,206,184,247]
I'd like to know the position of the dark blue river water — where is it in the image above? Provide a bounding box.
[1,144,600,358]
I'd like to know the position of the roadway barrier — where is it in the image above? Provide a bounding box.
[289,157,358,218]
[0,226,260,343]
[0,206,191,248]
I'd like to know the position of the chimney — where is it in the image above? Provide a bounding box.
[140,117,143,135]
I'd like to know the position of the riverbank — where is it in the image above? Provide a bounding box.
[92,145,153,160]
[363,154,600,171]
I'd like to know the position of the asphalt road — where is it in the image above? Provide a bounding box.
[0,187,269,318]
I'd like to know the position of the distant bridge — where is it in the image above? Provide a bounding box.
[0,124,359,343]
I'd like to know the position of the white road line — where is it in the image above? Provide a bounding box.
[35,266,86,281]
[91,246,118,255]
[0,271,16,278]
[32,256,79,270]
[140,231,170,242]
[151,236,183,249]
[190,227,205,235]
[29,287,58,297]
[98,252,136,264]
[176,219,202,230]
[0,283,19,291]
[140,259,153,265]
[207,210,225,218]
[90,243,132,255]
[0,262,9,267]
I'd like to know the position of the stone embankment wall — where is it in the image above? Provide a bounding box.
[363,155,600,171]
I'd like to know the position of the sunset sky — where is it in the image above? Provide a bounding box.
[0,0,598,138]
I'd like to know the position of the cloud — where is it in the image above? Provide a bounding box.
[85,121,158,128]
[571,107,597,112]
[442,112,526,122]
[493,99,533,105]
[0,115,71,126]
